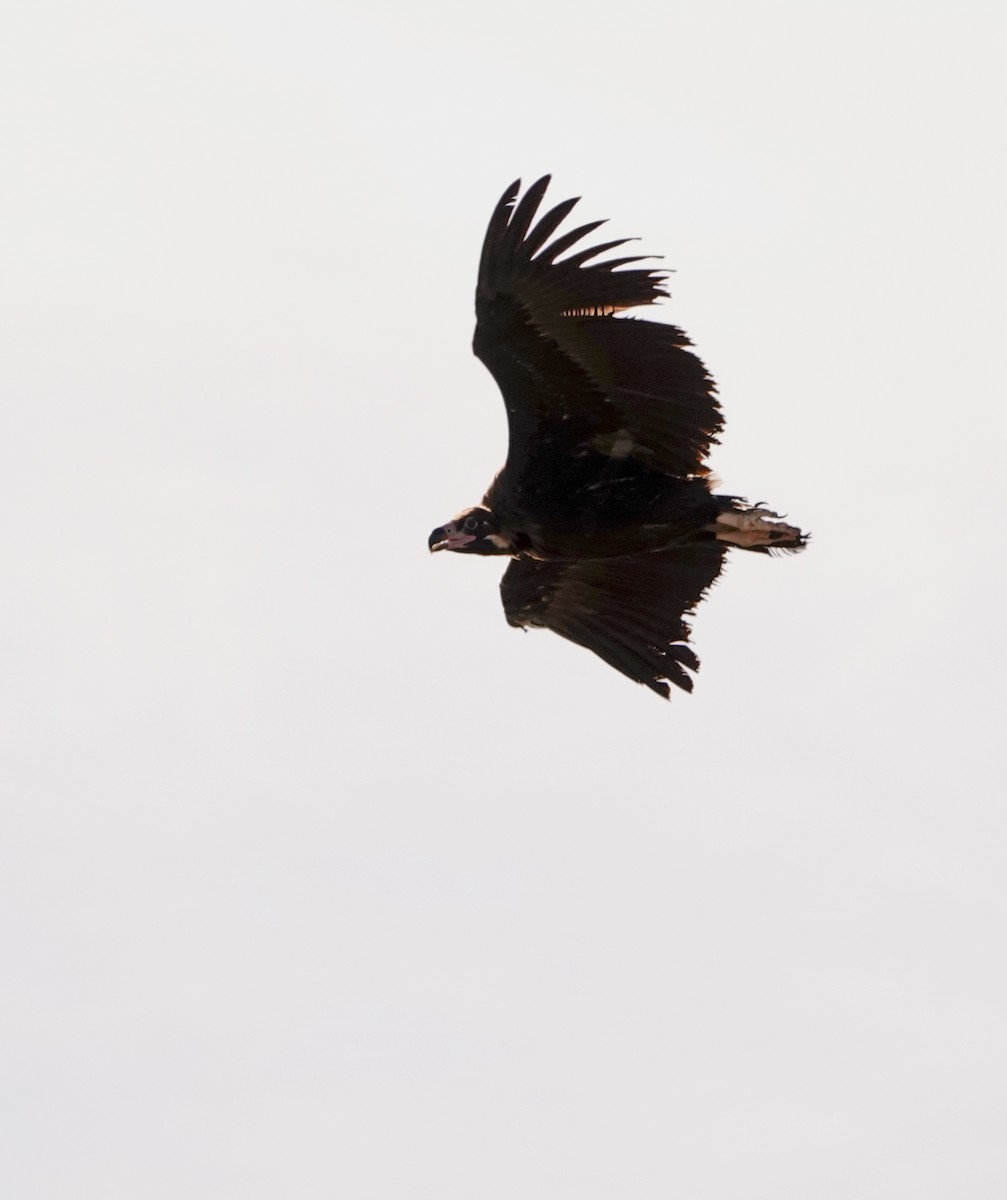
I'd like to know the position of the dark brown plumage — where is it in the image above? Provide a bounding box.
[429,177,806,698]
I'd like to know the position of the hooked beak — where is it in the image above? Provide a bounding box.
[429,523,476,552]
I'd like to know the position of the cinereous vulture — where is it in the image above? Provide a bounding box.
[429,177,807,698]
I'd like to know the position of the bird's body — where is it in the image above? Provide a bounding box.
[485,458,720,561]
[430,177,806,698]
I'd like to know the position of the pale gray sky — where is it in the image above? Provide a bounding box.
[3,1,1006,1197]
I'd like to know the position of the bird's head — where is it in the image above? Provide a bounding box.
[428,506,512,555]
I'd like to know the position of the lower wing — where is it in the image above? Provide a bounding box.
[500,542,727,698]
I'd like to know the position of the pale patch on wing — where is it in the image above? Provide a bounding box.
[589,427,635,459]
[610,429,634,458]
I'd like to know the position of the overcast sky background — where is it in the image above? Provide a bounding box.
[3,1,1006,1196]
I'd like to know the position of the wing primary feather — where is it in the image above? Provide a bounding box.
[557,238,638,268]
[524,197,581,257]
[500,174,551,256]
[585,255,655,273]
[477,178,522,287]
[536,220,610,264]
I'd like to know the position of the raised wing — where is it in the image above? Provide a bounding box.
[473,177,723,488]
[500,542,727,698]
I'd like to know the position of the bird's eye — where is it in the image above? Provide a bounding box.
[463,517,479,531]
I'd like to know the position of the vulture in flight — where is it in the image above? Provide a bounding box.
[429,177,807,698]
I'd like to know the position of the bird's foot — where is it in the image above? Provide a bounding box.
[711,506,803,548]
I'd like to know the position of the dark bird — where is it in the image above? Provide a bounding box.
[429,177,807,698]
